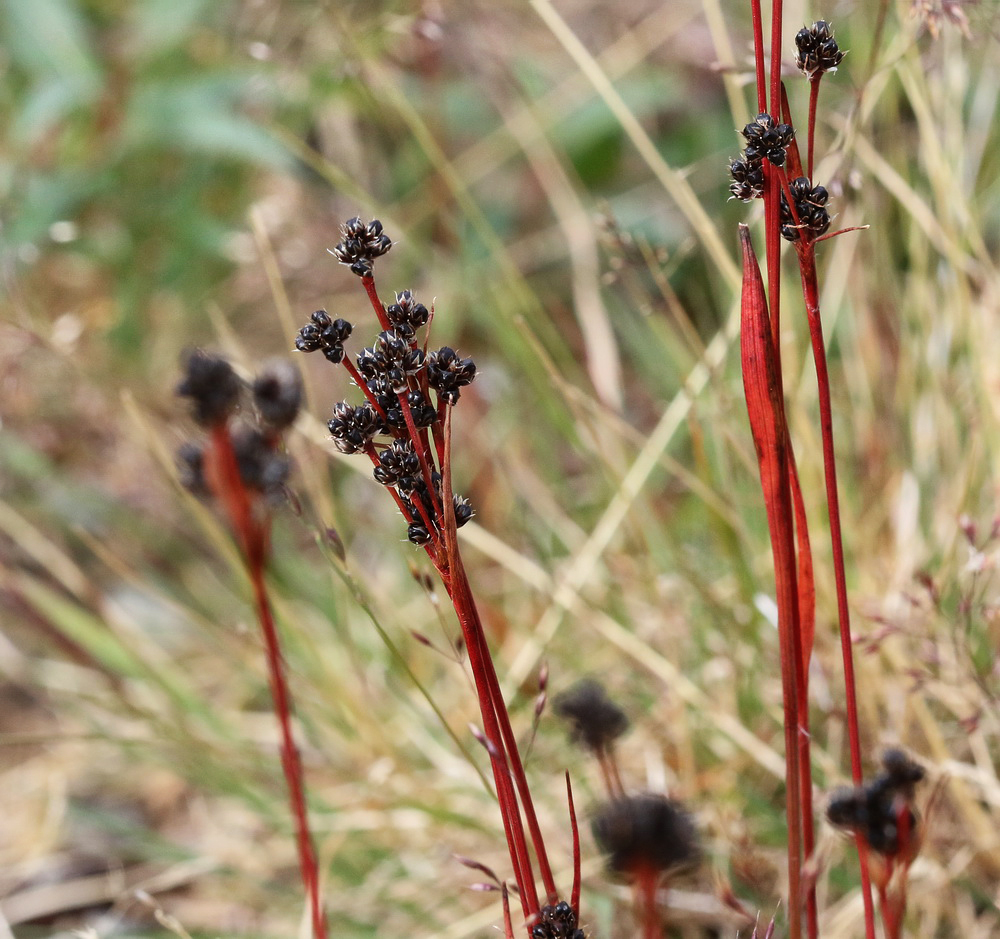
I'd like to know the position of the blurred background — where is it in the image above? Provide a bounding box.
[2,0,1000,936]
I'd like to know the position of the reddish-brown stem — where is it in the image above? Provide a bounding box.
[749,0,767,114]
[637,870,661,939]
[453,562,558,903]
[807,79,821,181]
[739,227,803,939]
[565,773,581,917]
[361,274,391,330]
[795,252,876,939]
[787,454,817,939]
[208,425,327,939]
[250,562,328,939]
[768,0,783,119]
[446,566,540,919]
[441,411,558,913]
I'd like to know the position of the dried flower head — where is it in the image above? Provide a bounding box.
[530,900,585,939]
[554,679,630,755]
[329,217,393,277]
[177,349,242,427]
[826,749,926,857]
[780,176,831,243]
[794,21,845,79]
[592,792,699,880]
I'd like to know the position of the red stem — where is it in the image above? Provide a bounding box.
[796,253,877,939]
[361,274,391,331]
[749,0,767,114]
[807,79,821,181]
[250,562,328,939]
[208,424,327,939]
[566,773,581,917]
[769,0,783,119]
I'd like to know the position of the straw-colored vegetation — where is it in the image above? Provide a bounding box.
[2,1,998,936]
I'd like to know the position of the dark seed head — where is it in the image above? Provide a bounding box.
[554,678,630,754]
[177,349,242,427]
[592,792,700,879]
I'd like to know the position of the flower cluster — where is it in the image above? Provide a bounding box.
[826,748,925,858]
[296,219,477,547]
[795,20,845,79]
[177,352,301,503]
[728,113,793,202]
[530,901,585,939]
[329,216,393,277]
[592,792,700,880]
[780,176,831,243]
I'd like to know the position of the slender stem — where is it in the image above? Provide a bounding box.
[796,254,877,939]
[566,773,581,917]
[361,274,391,330]
[208,423,327,939]
[749,0,767,114]
[250,562,328,939]
[768,0,783,120]
[807,79,821,181]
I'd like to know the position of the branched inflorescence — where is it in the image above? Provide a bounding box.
[729,21,844,247]
[826,749,925,860]
[177,351,300,511]
[297,218,476,552]
[297,218,574,937]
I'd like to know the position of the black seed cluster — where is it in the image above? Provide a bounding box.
[177,349,242,427]
[826,749,926,856]
[374,439,421,490]
[592,792,700,879]
[358,330,426,394]
[795,21,845,79]
[780,176,831,242]
[399,472,475,545]
[295,310,354,364]
[330,217,392,277]
[728,113,794,203]
[386,290,429,339]
[531,901,585,939]
[742,113,794,167]
[327,402,382,454]
[426,346,477,404]
[728,157,765,203]
[554,679,630,755]
[177,352,299,501]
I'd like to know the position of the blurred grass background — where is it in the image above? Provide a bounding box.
[2,0,1000,936]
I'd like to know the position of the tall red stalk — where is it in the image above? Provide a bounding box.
[307,242,573,936]
[206,422,328,939]
[739,225,803,939]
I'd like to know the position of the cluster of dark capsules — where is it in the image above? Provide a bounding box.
[176,351,301,502]
[780,175,831,243]
[329,216,392,277]
[794,20,845,79]
[296,219,477,546]
[530,901,585,939]
[826,749,926,856]
[728,113,794,202]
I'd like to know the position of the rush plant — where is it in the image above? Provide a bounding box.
[293,218,582,939]
[732,7,880,939]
